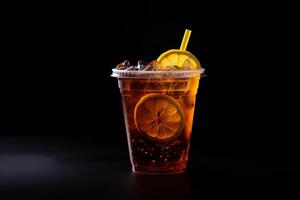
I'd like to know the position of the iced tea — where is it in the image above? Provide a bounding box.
[118,76,200,173]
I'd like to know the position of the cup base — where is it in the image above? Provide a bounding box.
[132,165,186,175]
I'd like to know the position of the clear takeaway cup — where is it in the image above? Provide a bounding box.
[112,68,204,174]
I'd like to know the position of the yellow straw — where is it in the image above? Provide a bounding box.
[180,29,192,51]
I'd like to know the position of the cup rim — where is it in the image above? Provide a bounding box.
[111,68,205,78]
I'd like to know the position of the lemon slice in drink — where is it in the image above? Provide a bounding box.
[134,94,185,142]
[157,49,201,70]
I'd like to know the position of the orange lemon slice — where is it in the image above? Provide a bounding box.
[134,94,185,142]
[157,49,201,70]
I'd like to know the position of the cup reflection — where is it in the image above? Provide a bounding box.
[127,173,194,200]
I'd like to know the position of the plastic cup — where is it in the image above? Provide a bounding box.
[112,68,204,174]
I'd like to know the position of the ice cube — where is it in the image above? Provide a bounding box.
[166,65,181,71]
[181,59,193,70]
[143,65,154,71]
[116,60,130,70]
[143,60,160,71]
[171,81,188,90]
[125,66,138,71]
[137,60,146,70]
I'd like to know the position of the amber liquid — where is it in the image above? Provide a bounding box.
[118,77,200,173]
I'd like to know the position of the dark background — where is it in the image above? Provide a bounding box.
[1,1,298,199]
[3,1,208,135]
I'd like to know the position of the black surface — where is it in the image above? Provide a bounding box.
[0,136,298,199]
